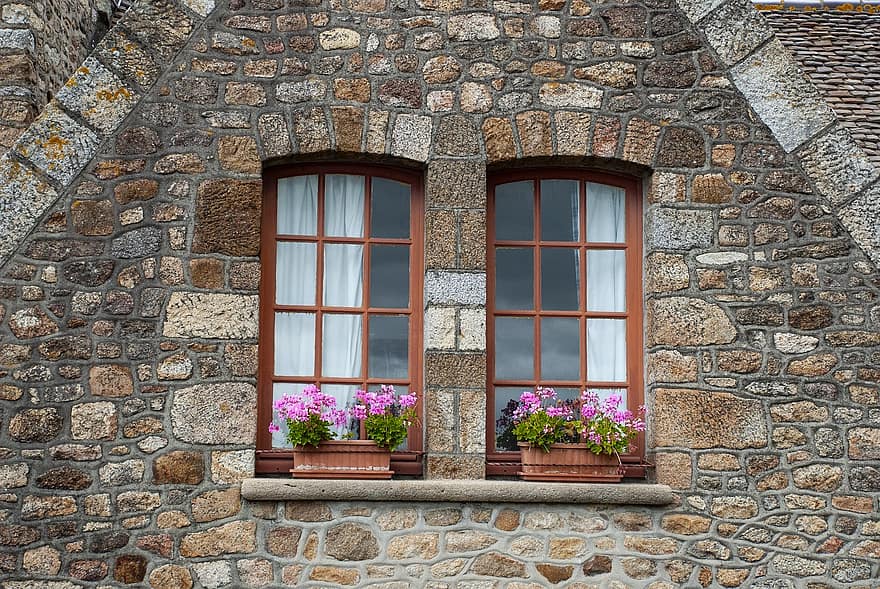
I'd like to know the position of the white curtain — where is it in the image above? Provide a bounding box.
[325,174,365,237]
[586,183,627,383]
[321,175,365,411]
[273,174,365,428]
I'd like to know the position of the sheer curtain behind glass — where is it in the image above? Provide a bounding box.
[586,182,627,388]
[321,175,365,412]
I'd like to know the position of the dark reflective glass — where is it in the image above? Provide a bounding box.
[369,245,409,309]
[495,386,526,451]
[368,315,408,379]
[540,179,579,241]
[495,248,533,310]
[495,181,534,241]
[371,177,410,238]
[541,317,581,381]
[495,317,534,380]
[541,247,580,311]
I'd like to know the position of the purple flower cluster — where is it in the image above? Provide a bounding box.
[268,384,348,434]
[352,384,417,420]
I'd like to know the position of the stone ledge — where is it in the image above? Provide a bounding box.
[241,479,675,505]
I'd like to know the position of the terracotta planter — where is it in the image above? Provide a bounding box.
[518,442,624,483]
[291,440,393,479]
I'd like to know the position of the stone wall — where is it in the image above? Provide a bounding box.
[0,0,109,149]
[0,0,879,586]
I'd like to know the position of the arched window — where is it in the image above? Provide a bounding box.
[487,169,644,471]
[257,164,423,474]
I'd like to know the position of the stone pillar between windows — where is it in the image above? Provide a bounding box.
[422,150,488,479]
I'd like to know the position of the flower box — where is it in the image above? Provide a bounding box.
[291,440,393,479]
[518,442,624,483]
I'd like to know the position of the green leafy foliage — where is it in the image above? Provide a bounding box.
[287,413,334,448]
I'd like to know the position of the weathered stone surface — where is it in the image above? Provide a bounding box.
[470,552,527,577]
[22,545,61,575]
[35,466,91,490]
[148,564,193,589]
[171,383,256,444]
[21,495,77,520]
[848,428,880,460]
[113,555,147,584]
[193,179,261,256]
[645,252,689,293]
[391,114,431,161]
[656,127,705,167]
[89,364,133,398]
[647,297,736,346]
[710,496,759,519]
[448,13,499,40]
[191,488,240,522]
[180,521,257,557]
[645,208,713,250]
[267,527,302,557]
[98,459,144,486]
[153,451,204,484]
[163,292,258,339]
[387,533,439,560]
[731,39,836,152]
[0,463,29,489]
[653,389,767,449]
[9,408,62,442]
[792,464,843,492]
[8,306,59,339]
[15,103,100,185]
[325,523,379,561]
[71,402,117,440]
[111,226,161,259]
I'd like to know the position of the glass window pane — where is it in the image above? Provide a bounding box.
[541,317,581,381]
[276,243,316,305]
[272,382,308,447]
[274,312,315,376]
[541,179,580,242]
[495,317,534,380]
[278,175,317,235]
[541,247,580,311]
[323,314,363,378]
[587,250,626,312]
[371,177,410,238]
[495,386,527,451]
[323,244,364,307]
[587,318,626,382]
[587,182,625,243]
[369,245,409,309]
[495,181,534,241]
[368,315,408,379]
[325,174,365,237]
[495,248,533,310]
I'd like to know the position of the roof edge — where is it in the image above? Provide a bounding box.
[0,0,216,269]
[678,0,880,267]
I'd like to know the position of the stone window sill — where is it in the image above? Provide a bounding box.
[241,479,675,505]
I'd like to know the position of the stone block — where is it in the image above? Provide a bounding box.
[645,207,713,250]
[515,110,552,157]
[653,389,767,449]
[391,114,431,162]
[448,14,499,40]
[799,126,878,207]
[193,179,261,256]
[425,271,486,306]
[459,308,486,351]
[14,103,100,185]
[482,117,516,162]
[171,383,257,444]
[180,521,256,557]
[163,292,258,339]
[425,306,456,350]
[838,182,880,268]
[647,297,736,346]
[426,454,485,479]
[702,0,773,65]
[55,57,138,135]
[731,39,836,152]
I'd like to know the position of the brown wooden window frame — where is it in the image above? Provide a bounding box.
[256,164,424,475]
[486,168,645,477]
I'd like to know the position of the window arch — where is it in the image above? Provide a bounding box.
[487,169,645,471]
[257,164,424,474]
